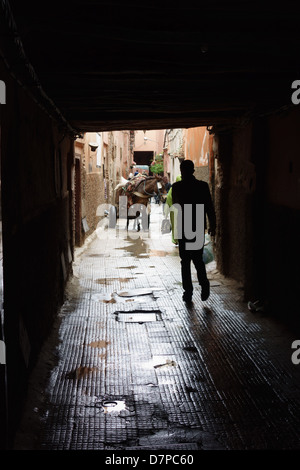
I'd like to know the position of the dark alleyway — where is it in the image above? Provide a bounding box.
[2,1,300,455]
[13,203,300,453]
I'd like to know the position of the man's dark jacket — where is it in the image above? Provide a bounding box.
[171,175,216,237]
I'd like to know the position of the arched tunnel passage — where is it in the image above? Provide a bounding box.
[0,0,299,454]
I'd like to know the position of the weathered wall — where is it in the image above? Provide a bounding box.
[134,130,165,160]
[264,107,300,327]
[75,133,104,245]
[164,129,184,183]
[194,166,209,183]
[214,107,300,330]
[227,124,253,284]
[74,130,132,247]
[0,60,75,445]
[85,172,104,236]
[214,133,232,277]
[184,127,209,166]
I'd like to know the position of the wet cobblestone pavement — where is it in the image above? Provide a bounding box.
[14,203,300,454]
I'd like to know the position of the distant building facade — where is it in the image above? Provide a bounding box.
[74,131,133,246]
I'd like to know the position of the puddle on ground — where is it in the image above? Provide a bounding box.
[87,253,110,257]
[92,287,164,304]
[117,287,164,297]
[138,427,224,450]
[118,266,137,270]
[116,236,150,258]
[66,366,98,380]
[95,278,113,285]
[149,250,168,257]
[87,340,109,348]
[99,400,127,414]
[93,396,133,416]
[95,277,135,284]
[117,288,154,297]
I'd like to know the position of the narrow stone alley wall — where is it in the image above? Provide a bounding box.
[184,127,211,184]
[75,134,105,246]
[0,59,75,445]
[264,107,300,326]
[74,131,132,247]
[213,107,300,330]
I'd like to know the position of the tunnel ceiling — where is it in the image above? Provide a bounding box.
[4,0,300,133]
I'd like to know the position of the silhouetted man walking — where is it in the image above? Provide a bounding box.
[171,160,216,303]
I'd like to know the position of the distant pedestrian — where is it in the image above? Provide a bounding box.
[163,176,171,192]
[171,160,216,303]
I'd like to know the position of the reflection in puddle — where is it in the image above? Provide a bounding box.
[92,292,155,304]
[96,400,127,414]
[116,236,150,258]
[138,427,223,449]
[87,253,110,257]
